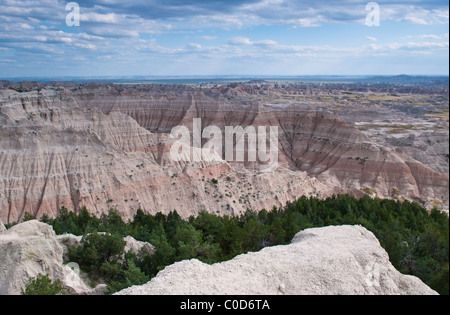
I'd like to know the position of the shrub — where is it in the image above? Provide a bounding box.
[21,274,68,296]
[22,212,35,222]
[68,232,126,275]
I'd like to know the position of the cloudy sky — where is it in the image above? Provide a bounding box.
[0,0,448,78]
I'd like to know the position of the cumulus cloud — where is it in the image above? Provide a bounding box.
[419,34,442,39]
[365,40,449,54]
[229,37,253,46]
[401,7,449,25]
[404,15,429,25]
[81,12,118,24]
[199,36,218,41]
[186,43,202,50]
[254,39,278,48]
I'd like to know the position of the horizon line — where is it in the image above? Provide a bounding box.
[2,74,449,83]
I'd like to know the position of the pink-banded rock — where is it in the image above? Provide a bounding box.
[0,85,448,224]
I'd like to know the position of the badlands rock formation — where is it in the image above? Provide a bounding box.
[0,220,106,295]
[116,225,438,295]
[0,83,448,223]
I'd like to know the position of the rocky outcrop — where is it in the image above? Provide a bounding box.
[56,234,82,262]
[384,132,449,174]
[124,236,155,256]
[56,233,155,261]
[0,220,106,295]
[116,225,438,295]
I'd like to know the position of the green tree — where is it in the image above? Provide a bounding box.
[172,223,203,260]
[190,211,225,243]
[40,194,449,295]
[431,266,449,295]
[68,232,126,274]
[21,274,68,296]
[172,222,220,263]
[266,216,287,246]
[242,218,266,251]
[22,212,35,222]
[52,207,81,235]
[123,259,150,287]
[107,259,150,294]
[75,206,101,234]
[101,209,127,236]
[165,210,184,241]
[137,226,176,277]
[217,216,245,260]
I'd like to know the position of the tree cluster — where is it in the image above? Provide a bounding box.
[38,194,448,295]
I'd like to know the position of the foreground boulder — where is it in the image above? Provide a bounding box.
[0,220,105,295]
[116,225,438,295]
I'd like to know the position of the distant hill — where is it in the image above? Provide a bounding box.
[364,75,449,86]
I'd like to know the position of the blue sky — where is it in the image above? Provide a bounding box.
[0,0,448,78]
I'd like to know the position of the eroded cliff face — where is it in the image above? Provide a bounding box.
[74,85,448,209]
[0,84,448,223]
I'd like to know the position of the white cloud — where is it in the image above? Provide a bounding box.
[410,50,433,55]
[187,43,202,50]
[404,16,429,25]
[365,40,449,55]
[74,43,97,50]
[34,35,47,42]
[241,0,285,11]
[419,34,441,39]
[0,0,448,77]
[289,18,322,27]
[229,36,253,46]
[404,41,449,49]
[18,23,33,30]
[87,25,140,38]
[402,7,449,25]
[60,37,73,44]
[254,39,278,47]
[199,36,218,41]
[81,12,118,24]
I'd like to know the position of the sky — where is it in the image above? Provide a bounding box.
[0,0,448,78]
